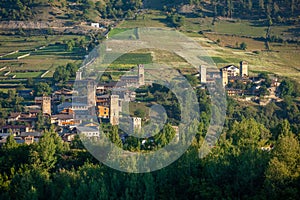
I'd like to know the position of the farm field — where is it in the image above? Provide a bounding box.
[0,35,88,81]
[0,10,298,86]
[118,11,169,28]
[112,12,300,82]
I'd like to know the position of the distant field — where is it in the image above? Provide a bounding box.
[0,35,83,54]
[0,10,298,86]
[11,71,42,78]
[0,35,87,81]
[192,35,300,81]
[204,33,266,50]
[213,20,267,37]
[104,53,153,65]
[109,15,300,82]
[109,28,132,37]
[118,11,168,28]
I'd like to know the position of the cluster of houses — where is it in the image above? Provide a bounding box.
[0,61,281,146]
[198,61,281,104]
[0,65,146,146]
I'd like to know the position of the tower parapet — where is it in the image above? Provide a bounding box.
[200,65,207,84]
[240,61,249,77]
[221,68,228,87]
[110,95,119,125]
[138,64,145,86]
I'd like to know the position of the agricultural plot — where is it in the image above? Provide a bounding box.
[103,53,152,65]
[10,71,44,79]
[109,28,139,40]
[0,35,88,80]
[118,11,168,28]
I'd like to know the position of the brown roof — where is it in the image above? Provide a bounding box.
[9,112,21,118]
[51,114,74,120]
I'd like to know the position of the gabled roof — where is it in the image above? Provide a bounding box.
[51,114,74,120]
[20,132,42,137]
[9,112,21,118]
[53,88,75,95]
[222,65,239,70]
[77,126,99,133]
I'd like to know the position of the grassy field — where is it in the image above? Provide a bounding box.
[0,35,88,80]
[104,53,152,65]
[118,11,168,28]
[109,28,132,37]
[10,71,44,78]
[0,9,298,86]
[204,33,266,50]
[115,12,300,82]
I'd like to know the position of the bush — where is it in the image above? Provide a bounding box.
[240,42,247,50]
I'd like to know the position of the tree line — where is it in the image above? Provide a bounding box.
[0,118,299,199]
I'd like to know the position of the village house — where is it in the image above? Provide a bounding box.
[52,88,77,101]
[51,114,77,126]
[97,106,110,119]
[77,126,100,138]
[0,125,34,135]
[91,23,100,28]
[62,133,77,142]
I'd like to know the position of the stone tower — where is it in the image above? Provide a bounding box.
[110,95,119,125]
[87,80,96,106]
[76,71,82,80]
[240,61,248,77]
[221,68,228,87]
[42,96,51,115]
[138,64,145,86]
[200,65,207,84]
[131,117,142,132]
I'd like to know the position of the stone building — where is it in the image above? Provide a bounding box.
[221,68,228,87]
[87,80,96,107]
[220,61,249,87]
[120,64,145,87]
[200,65,207,84]
[35,96,51,115]
[131,117,142,132]
[240,61,249,77]
[110,95,119,125]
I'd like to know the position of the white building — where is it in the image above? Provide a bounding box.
[91,23,100,28]
[77,126,100,138]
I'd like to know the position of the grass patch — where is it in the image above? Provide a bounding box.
[109,28,132,37]
[103,53,152,65]
[213,20,267,37]
[11,71,43,78]
[118,11,168,28]
[205,33,266,50]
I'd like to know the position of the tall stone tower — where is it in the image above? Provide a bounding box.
[110,95,119,125]
[221,68,228,87]
[138,64,145,86]
[240,61,248,77]
[200,65,207,84]
[131,117,142,132]
[87,80,96,106]
[76,71,82,80]
[42,96,51,115]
